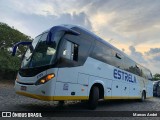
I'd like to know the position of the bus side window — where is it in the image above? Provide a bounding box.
[123,57,136,74]
[62,40,78,61]
[135,65,141,76]
[113,51,123,69]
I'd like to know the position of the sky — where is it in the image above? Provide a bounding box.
[0,0,160,74]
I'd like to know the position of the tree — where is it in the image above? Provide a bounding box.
[153,73,160,81]
[0,22,32,80]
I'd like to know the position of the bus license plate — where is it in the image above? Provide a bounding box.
[21,86,27,91]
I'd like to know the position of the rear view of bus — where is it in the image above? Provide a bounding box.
[13,24,153,109]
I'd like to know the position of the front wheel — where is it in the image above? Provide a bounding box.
[88,86,99,110]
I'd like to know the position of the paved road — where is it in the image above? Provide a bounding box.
[0,81,160,120]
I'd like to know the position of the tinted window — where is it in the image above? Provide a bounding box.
[62,40,79,61]
[91,41,114,65]
[30,33,52,67]
[72,27,94,41]
[142,68,152,80]
[123,57,136,74]
[112,50,124,69]
[29,31,64,68]
[21,35,41,68]
[58,33,92,67]
[72,27,152,79]
[135,64,142,76]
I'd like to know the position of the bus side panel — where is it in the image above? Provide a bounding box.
[77,73,89,86]
[146,80,153,97]
[128,76,141,98]
[56,67,79,83]
[104,79,112,98]
[46,68,59,96]
[121,82,129,98]
[54,82,88,100]
[111,81,122,98]
[81,57,114,81]
[129,83,140,97]
[138,77,146,95]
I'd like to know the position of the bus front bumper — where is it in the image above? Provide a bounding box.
[15,81,54,101]
[15,81,88,101]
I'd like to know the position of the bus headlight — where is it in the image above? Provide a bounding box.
[36,73,55,85]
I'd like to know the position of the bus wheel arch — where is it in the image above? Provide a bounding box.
[90,83,104,99]
[88,83,104,109]
[140,90,146,102]
[143,90,146,99]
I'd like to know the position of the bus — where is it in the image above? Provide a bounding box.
[12,24,153,109]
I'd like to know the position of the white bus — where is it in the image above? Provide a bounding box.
[13,25,153,109]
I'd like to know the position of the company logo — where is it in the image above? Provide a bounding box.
[113,69,136,83]
[1,112,42,118]
[2,112,11,117]
[63,83,69,90]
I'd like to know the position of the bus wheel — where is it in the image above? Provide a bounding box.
[140,91,145,102]
[58,100,65,106]
[88,86,99,110]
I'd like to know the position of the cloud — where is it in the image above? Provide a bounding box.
[129,46,146,63]
[145,48,160,55]
[0,0,160,74]
[0,0,93,37]
[21,12,92,37]
[128,46,160,74]
[153,56,160,61]
[78,0,160,47]
[0,6,92,37]
[1,0,160,46]
[145,48,160,62]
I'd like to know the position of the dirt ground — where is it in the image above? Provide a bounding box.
[0,80,160,120]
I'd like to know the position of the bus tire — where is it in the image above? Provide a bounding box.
[140,91,145,102]
[58,100,65,106]
[88,86,99,110]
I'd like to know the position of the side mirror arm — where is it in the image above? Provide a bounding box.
[12,41,32,56]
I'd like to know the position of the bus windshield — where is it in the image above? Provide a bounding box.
[21,31,64,68]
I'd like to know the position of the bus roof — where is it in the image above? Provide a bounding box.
[45,24,150,72]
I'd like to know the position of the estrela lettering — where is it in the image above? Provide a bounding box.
[113,69,136,83]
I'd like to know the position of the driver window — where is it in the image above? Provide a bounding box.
[62,40,78,61]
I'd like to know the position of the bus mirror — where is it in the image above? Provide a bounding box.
[12,41,32,56]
